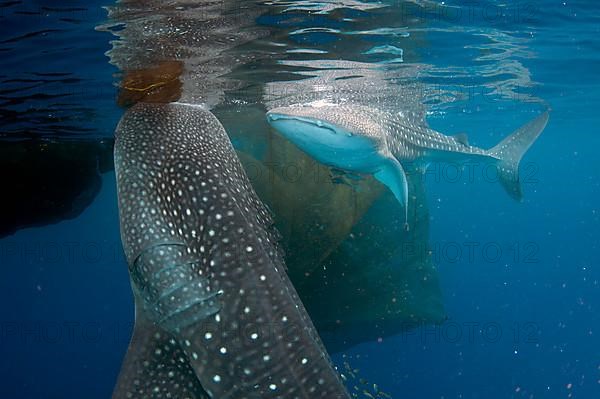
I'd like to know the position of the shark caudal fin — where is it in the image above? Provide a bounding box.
[488,111,549,200]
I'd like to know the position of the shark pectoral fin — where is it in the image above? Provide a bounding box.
[374,156,409,227]
[113,307,209,399]
[131,244,222,335]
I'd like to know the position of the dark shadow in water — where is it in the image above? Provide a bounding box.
[0,138,114,238]
[0,104,444,351]
[218,105,446,353]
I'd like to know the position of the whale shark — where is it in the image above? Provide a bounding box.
[113,102,350,399]
[266,102,549,226]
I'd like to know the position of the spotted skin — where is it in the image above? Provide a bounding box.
[112,309,210,399]
[267,103,549,207]
[268,103,490,164]
[113,102,350,399]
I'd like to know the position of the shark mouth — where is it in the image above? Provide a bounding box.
[266,112,347,136]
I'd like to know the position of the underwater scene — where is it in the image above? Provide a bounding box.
[0,0,598,398]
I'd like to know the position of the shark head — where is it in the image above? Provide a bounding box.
[266,102,388,172]
[267,102,410,224]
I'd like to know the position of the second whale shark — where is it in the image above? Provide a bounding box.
[267,102,549,226]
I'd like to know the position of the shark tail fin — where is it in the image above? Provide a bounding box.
[487,111,549,201]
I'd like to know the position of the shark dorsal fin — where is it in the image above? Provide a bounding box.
[452,133,469,146]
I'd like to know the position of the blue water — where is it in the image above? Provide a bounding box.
[1,0,599,398]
